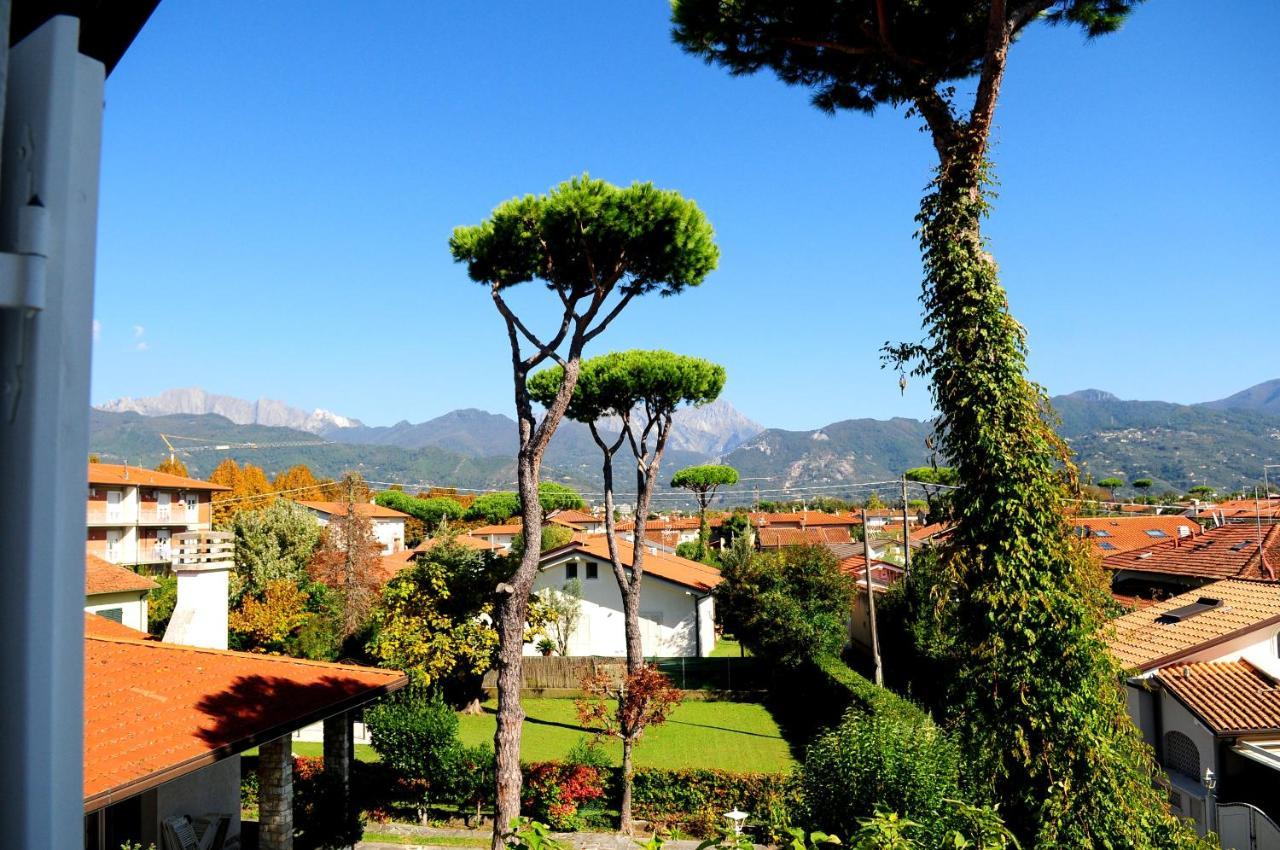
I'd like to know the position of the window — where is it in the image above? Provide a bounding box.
[585,562,599,580]
[565,563,578,581]
[1145,529,1168,538]
[1094,529,1111,538]
[97,608,123,624]
[1164,731,1200,781]
[1098,542,1116,551]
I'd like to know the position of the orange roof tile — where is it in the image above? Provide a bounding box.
[758,526,853,547]
[1073,515,1201,556]
[470,523,523,535]
[909,522,952,541]
[542,536,722,592]
[297,500,410,519]
[1205,498,1280,521]
[419,534,504,554]
[84,625,406,810]
[85,554,157,596]
[1157,660,1280,735]
[755,511,863,527]
[86,612,151,640]
[549,509,601,525]
[1107,579,1280,672]
[1103,523,1280,582]
[373,550,418,583]
[87,463,230,491]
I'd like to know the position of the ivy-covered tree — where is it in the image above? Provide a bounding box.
[529,350,725,832]
[670,464,739,559]
[449,175,718,839]
[673,3,1197,844]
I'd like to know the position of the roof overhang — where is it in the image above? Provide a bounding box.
[11,1,160,76]
[1233,739,1280,772]
[83,670,407,813]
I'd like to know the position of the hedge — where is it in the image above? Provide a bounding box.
[630,767,799,838]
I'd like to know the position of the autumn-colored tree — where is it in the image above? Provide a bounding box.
[155,456,190,478]
[308,475,383,640]
[209,459,275,526]
[229,578,310,651]
[575,665,682,827]
[273,463,322,496]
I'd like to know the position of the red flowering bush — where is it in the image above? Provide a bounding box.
[522,761,605,830]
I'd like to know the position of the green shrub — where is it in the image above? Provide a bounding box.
[147,575,177,635]
[565,736,612,771]
[630,767,800,840]
[365,688,463,805]
[800,710,961,848]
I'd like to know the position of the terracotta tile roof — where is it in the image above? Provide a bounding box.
[297,500,410,519]
[470,523,523,535]
[1103,523,1280,582]
[84,624,406,810]
[617,516,705,532]
[542,536,722,592]
[374,550,418,583]
[910,522,952,541]
[1205,498,1280,521]
[87,463,230,492]
[548,509,601,525]
[419,534,503,554]
[1074,516,1201,556]
[1107,579,1280,672]
[86,612,151,640]
[756,511,863,527]
[758,526,853,547]
[85,554,158,595]
[1157,660,1280,735]
[837,556,903,590]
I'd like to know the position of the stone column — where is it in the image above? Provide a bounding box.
[324,711,354,847]
[258,735,293,850]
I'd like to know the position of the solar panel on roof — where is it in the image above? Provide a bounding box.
[1156,597,1224,625]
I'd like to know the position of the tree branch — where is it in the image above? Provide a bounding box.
[583,287,637,345]
[969,0,1013,156]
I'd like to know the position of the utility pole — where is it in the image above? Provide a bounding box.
[862,508,883,686]
[901,475,912,573]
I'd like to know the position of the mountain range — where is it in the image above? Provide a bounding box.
[91,382,1280,496]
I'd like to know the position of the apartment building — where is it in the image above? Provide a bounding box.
[85,463,229,572]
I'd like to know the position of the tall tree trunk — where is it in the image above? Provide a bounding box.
[619,733,636,834]
[492,452,543,847]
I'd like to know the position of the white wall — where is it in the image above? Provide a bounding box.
[84,591,148,633]
[371,517,405,554]
[147,756,242,846]
[530,553,715,657]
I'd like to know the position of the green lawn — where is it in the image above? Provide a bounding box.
[456,698,792,773]
[710,637,749,658]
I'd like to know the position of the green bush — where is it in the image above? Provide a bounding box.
[365,688,464,805]
[801,710,962,848]
[630,767,800,840]
[147,575,177,635]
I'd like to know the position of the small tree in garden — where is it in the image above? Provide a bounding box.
[540,579,583,657]
[576,665,683,832]
[309,474,383,641]
[450,174,718,841]
[670,464,740,559]
[529,351,726,669]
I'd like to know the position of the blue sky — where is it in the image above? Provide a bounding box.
[91,1,1279,430]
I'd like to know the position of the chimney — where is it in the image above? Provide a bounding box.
[163,530,234,650]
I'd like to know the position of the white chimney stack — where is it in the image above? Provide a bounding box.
[163,530,234,650]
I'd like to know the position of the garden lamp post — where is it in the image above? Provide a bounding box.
[725,809,749,837]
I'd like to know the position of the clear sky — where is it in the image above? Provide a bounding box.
[91,1,1279,430]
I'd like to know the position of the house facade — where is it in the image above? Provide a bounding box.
[1111,579,1280,840]
[84,554,156,633]
[298,500,409,555]
[532,537,720,658]
[86,464,228,572]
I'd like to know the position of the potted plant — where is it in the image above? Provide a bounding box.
[537,637,555,657]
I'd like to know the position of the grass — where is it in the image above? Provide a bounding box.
[284,741,380,762]
[456,698,793,773]
[710,637,749,658]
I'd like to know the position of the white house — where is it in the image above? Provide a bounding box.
[84,553,156,633]
[531,537,721,658]
[298,500,409,555]
[1110,579,1280,843]
[468,522,523,552]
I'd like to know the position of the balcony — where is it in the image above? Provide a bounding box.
[86,506,134,526]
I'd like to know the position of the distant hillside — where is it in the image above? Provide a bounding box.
[722,418,935,488]
[1203,378,1280,416]
[88,410,517,489]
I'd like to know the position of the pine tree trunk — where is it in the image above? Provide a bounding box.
[491,453,543,848]
[619,734,635,834]
[622,585,644,674]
